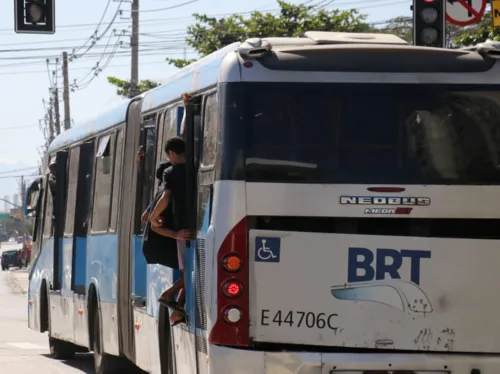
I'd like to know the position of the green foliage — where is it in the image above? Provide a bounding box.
[165,57,197,69]
[452,11,499,47]
[169,0,371,66]
[107,76,161,97]
[379,16,412,42]
[108,1,373,94]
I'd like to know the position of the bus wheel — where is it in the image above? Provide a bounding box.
[49,336,76,360]
[92,306,131,374]
[158,304,175,374]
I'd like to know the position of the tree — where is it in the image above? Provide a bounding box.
[452,11,500,47]
[380,16,413,43]
[107,1,377,93]
[106,77,160,98]
[166,0,372,68]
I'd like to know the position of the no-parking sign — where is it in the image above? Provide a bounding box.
[446,0,487,26]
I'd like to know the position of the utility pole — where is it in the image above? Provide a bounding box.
[20,176,25,208]
[48,105,55,142]
[129,0,140,98]
[62,51,71,130]
[53,87,61,135]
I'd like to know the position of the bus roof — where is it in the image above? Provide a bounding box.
[141,42,240,112]
[47,98,132,153]
[47,41,241,154]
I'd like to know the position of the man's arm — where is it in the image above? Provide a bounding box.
[150,189,172,226]
[180,106,186,138]
[152,226,191,240]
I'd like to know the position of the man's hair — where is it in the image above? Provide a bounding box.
[156,161,171,181]
[164,136,185,155]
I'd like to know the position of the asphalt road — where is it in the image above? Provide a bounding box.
[0,266,95,373]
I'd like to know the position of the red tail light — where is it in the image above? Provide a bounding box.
[208,218,249,346]
[221,280,243,298]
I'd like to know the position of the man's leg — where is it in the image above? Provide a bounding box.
[158,276,184,302]
[169,240,187,324]
[158,240,187,310]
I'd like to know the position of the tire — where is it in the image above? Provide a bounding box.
[49,336,76,360]
[93,306,135,374]
[158,305,175,374]
[1,267,5,271]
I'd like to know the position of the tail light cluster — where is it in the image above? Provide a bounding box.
[208,218,249,347]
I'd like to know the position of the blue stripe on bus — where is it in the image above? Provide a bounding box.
[87,234,118,302]
[73,236,87,292]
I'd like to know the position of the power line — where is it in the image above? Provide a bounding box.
[0,60,170,76]
[0,47,197,61]
[72,0,125,59]
[0,124,40,130]
[135,0,199,12]
[0,39,188,53]
[0,167,39,175]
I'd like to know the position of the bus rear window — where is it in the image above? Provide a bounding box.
[243,83,500,185]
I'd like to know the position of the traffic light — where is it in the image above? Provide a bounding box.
[14,0,55,34]
[413,0,445,47]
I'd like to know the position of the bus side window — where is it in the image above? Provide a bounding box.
[42,180,53,238]
[110,129,124,232]
[64,146,80,236]
[201,92,218,168]
[164,106,177,139]
[136,117,157,233]
[155,112,165,173]
[92,133,115,232]
[142,126,157,208]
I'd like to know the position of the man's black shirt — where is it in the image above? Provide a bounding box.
[163,163,187,230]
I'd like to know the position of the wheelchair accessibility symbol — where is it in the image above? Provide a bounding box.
[255,237,281,263]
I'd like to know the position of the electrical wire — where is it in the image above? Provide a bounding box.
[72,0,125,58]
[0,174,42,180]
[0,166,39,174]
[0,60,170,76]
[136,0,199,12]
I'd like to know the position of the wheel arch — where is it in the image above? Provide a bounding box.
[39,278,50,333]
[158,304,174,373]
[87,279,100,351]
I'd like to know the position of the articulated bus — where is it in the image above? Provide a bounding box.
[25,31,500,373]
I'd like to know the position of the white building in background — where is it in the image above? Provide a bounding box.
[13,194,20,208]
[3,195,8,212]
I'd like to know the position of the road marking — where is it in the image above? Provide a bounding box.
[6,342,47,350]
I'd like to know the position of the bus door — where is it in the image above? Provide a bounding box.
[70,140,95,294]
[52,150,68,292]
[117,97,143,363]
[133,115,157,305]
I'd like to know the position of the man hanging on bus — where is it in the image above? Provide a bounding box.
[150,136,190,325]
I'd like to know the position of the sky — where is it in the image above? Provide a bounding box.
[0,0,411,206]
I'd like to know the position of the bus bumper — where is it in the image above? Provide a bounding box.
[209,345,500,374]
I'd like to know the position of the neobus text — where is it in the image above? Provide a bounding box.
[340,196,431,206]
